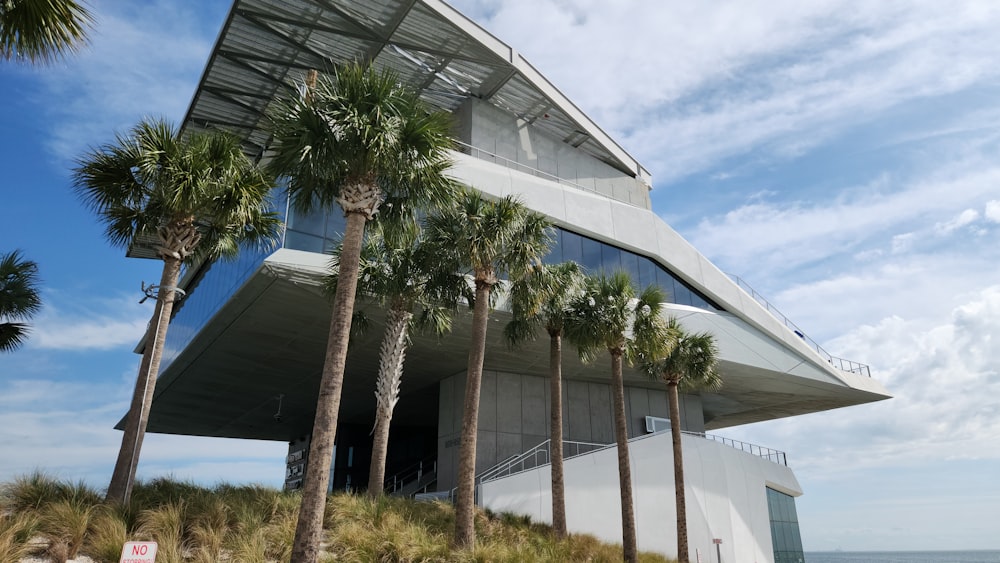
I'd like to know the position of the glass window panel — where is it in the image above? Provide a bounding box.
[545,228,565,264]
[579,236,602,273]
[601,244,621,274]
[654,267,673,302]
[637,256,656,289]
[325,209,347,241]
[285,230,326,253]
[621,251,639,282]
[561,230,583,265]
[287,207,327,238]
[674,283,695,307]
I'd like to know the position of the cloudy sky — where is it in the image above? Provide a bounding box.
[2,0,999,553]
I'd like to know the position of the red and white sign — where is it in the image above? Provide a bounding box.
[119,541,158,563]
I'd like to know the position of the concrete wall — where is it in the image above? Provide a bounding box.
[480,431,802,563]
[437,369,705,490]
[455,98,651,209]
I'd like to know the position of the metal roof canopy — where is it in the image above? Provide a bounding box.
[181,0,651,184]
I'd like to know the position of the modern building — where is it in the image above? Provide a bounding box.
[132,1,891,561]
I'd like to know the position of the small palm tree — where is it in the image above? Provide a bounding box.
[266,63,456,562]
[564,271,675,563]
[642,318,720,563]
[325,220,470,497]
[73,118,279,505]
[502,261,584,538]
[423,189,551,548]
[1,0,93,64]
[0,250,42,352]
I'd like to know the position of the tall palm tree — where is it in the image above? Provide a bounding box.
[0,250,42,352]
[73,118,279,505]
[423,189,551,548]
[266,63,455,562]
[324,219,470,497]
[502,260,584,538]
[1,0,93,64]
[642,318,720,563]
[564,272,675,563]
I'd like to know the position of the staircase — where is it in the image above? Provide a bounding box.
[384,456,437,497]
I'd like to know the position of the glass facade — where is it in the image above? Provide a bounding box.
[544,228,720,311]
[767,487,805,563]
[157,198,288,374]
[159,201,720,375]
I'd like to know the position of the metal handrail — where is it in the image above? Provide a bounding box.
[452,141,646,209]
[688,431,787,466]
[385,455,437,495]
[727,274,871,377]
[479,439,609,484]
[479,430,788,488]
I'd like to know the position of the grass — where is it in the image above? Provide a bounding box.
[1,473,676,562]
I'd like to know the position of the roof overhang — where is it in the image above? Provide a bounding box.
[180,0,650,184]
[138,248,889,441]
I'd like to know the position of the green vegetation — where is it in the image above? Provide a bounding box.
[0,473,674,562]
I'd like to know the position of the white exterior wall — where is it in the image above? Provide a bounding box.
[480,431,801,563]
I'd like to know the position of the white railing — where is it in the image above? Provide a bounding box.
[728,274,871,377]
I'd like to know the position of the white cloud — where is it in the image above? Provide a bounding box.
[0,375,285,488]
[985,200,1000,223]
[28,294,149,351]
[454,0,1000,185]
[683,163,1000,279]
[727,284,1000,475]
[36,1,222,163]
[934,208,980,234]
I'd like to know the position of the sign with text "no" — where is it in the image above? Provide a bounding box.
[120,541,157,562]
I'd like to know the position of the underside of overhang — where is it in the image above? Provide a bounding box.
[139,249,889,441]
[181,0,648,184]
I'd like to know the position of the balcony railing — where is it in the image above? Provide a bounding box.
[691,431,787,466]
[728,274,871,378]
[453,141,646,208]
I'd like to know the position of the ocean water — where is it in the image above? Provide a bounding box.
[805,551,1000,563]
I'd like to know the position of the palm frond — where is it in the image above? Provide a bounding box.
[0,0,93,64]
[73,118,280,264]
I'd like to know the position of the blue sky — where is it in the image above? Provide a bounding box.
[2,0,999,553]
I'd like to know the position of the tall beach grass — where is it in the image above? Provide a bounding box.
[1,472,675,562]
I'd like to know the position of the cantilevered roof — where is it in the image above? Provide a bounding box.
[182,0,651,183]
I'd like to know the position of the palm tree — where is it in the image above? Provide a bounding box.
[1,0,93,64]
[564,271,675,563]
[266,63,455,562]
[0,250,42,352]
[642,318,721,563]
[324,220,470,497]
[73,118,279,505]
[502,261,584,538]
[423,189,551,548]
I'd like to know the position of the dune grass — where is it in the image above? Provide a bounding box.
[0,472,675,562]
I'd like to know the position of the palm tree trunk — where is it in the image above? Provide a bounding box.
[454,278,492,548]
[367,307,412,497]
[667,380,688,563]
[549,330,567,538]
[106,256,182,504]
[291,210,368,563]
[610,349,638,563]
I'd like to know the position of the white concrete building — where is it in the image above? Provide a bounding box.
[130,1,891,561]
